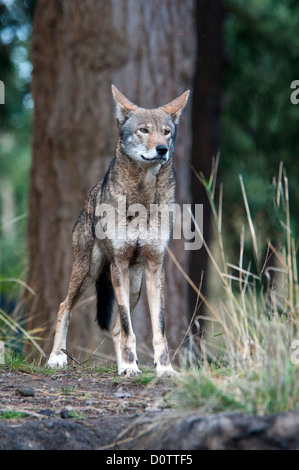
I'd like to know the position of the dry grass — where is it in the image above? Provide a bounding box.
[170,159,299,416]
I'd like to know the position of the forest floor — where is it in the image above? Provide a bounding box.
[1,364,299,451]
[0,364,176,450]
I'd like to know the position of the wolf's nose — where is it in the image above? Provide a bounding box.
[156,145,168,157]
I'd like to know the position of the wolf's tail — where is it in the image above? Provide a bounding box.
[95,267,115,330]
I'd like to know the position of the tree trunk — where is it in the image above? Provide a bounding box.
[26,0,196,364]
[189,0,225,339]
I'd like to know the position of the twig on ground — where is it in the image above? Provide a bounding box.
[61,349,83,365]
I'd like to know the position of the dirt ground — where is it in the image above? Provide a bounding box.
[0,364,175,450]
[1,365,299,451]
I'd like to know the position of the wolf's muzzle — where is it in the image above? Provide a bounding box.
[141,145,168,162]
[156,145,168,157]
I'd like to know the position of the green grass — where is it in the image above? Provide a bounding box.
[68,411,85,419]
[1,351,55,375]
[0,410,30,420]
[57,410,85,420]
[169,370,247,414]
[1,351,119,376]
[60,385,77,395]
[131,369,156,385]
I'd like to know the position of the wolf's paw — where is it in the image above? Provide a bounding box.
[47,352,67,369]
[156,365,179,379]
[119,365,141,377]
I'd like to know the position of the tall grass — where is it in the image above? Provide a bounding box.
[0,280,46,361]
[0,210,47,360]
[171,160,299,416]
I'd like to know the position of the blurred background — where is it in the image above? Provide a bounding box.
[0,0,298,364]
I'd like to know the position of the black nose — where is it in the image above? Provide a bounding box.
[156,145,168,157]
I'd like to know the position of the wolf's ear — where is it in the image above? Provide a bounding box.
[160,90,190,124]
[111,85,137,124]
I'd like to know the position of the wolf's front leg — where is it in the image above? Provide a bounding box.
[47,299,70,368]
[145,260,178,378]
[110,261,140,376]
[47,258,92,368]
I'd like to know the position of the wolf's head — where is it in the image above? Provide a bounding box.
[112,85,189,167]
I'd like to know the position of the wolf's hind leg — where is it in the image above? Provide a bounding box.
[109,304,122,372]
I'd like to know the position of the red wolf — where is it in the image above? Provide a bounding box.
[47,85,189,377]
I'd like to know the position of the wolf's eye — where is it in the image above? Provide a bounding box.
[139,128,148,134]
[164,129,171,136]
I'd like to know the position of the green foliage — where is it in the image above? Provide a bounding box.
[0,0,36,289]
[221,0,299,262]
